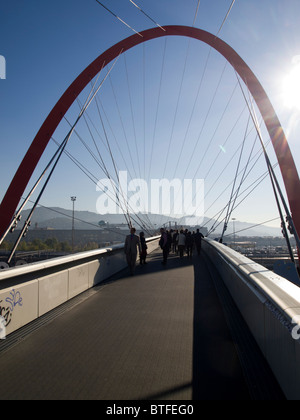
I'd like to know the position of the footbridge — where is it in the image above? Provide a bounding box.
[1,236,299,400]
[1,24,300,401]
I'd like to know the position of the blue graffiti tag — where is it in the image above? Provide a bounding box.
[5,289,23,313]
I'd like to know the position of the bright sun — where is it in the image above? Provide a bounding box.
[282,58,300,110]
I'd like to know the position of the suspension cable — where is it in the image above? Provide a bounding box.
[206,172,270,237]
[184,61,228,180]
[186,121,268,232]
[236,72,300,254]
[216,0,236,37]
[7,127,74,264]
[95,96,133,228]
[95,95,156,232]
[108,74,139,180]
[94,0,143,37]
[76,95,131,225]
[193,1,201,27]
[124,54,142,180]
[223,216,280,237]
[6,54,123,262]
[0,135,69,247]
[220,115,251,242]
[161,58,230,228]
[0,62,108,247]
[162,38,193,179]
[76,88,156,233]
[20,199,128,237]
[178,97,247,222]
[269,162,296,263]
[52,137,155,235]
[129,0,166,32]
[147,38,168,182]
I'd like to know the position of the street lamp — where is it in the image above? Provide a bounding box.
[232,218,236,250]
[71,196,76,253]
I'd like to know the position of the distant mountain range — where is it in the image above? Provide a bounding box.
[14,207,282,237]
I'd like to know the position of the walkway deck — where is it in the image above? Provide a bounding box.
[0,250,284,400]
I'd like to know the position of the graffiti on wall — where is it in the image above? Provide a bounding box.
[0,289,23,329]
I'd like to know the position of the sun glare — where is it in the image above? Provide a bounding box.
[282,58,300,111]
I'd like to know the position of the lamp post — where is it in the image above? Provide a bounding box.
[232,218,236,250]
[71,196,76,253]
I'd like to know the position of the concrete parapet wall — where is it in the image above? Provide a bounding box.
[203,238,300,400]
[0,237,159,337]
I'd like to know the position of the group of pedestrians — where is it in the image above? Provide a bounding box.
[124,228,148,276]
[159,227,204,265]
[124,226,205,275]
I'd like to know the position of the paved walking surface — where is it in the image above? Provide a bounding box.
[0,250,284,400]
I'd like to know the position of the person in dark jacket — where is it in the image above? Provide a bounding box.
[139,232,148,265]
[186,231,194,258]
[172,230,179,254]
[159,228,169,265]
[194,228,204,256]
[124,227,141,275]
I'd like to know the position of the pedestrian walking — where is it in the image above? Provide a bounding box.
[178,229,186,258]
[186,231,194,258]
[172,230,179,254]
[159,228,169,265]
[194,228,204,256]
[139,232,148,265]
[124,227,141,275]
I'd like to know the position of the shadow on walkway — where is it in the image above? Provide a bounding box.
[141,249,285,400]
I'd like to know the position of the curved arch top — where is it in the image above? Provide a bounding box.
[1,25,300,240]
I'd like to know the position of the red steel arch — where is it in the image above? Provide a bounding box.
[1,25,300,240]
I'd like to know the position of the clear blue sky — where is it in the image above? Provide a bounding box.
[1,0,300,230]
